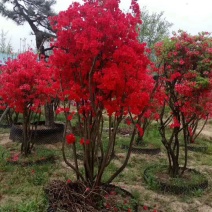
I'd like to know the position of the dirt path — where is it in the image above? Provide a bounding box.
[0,133,11,146]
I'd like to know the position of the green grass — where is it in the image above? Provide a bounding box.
[0,143,67,211]
[0,121,212,212]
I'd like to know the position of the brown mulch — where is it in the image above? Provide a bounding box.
[45,180,137,212]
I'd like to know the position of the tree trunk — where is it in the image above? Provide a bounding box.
[170,155,179,177]
[44,103,55,128]
[21,109,31,156]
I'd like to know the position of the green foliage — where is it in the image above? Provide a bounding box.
[0,30,13,54]
[158,37,176,60]
[138,7,173,48]
[196,76,210,89]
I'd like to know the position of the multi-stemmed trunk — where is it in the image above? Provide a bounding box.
[62,106,139,187]
[159,125,181,178]
[184,115,209,144]
[21,108,31,156]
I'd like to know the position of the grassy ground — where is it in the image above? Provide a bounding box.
[0,123,212,212]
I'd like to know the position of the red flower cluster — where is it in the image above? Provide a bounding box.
[136,124,144,136]
[66,134,76,144]
[67,179,72,184]
[80,138,90,145]
[12,153,20,162]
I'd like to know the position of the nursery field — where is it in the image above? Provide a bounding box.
[1,1,212,211]
[0,123,212,212]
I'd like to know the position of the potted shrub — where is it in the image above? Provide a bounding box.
[0,51,54,156]
[45,0,154,210]
[144,31,212,194]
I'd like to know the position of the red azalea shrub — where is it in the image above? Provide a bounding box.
[49,0,152,115]
[49,0,154,186]
[0,51,53,113]
[155,31,212,177]
[0,51,53,155]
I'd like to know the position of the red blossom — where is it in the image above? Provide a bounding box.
[80,138,85,145]
[56,107,63,114]
[136,124,144,136]
[64,108,70,112]
[12,153,20,162]
[179,59,185,65]
[143,205,148,210]
[126,119,131,125]
[170,72,181,82]
[85,187,90,192]
[170,117,181,128]
[67,179,72,184]
[188,127,193,137]
[67,112,75,121]
[66,134,76,144]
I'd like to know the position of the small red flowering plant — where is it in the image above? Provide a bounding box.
[49,0,153,188]
[0,51,53,156]
[155,31,212,177]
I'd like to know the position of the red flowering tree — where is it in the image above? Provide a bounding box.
[49,0,153,186]
[155,31,212,177]
[0,51,53,156]
[134,70,164,145]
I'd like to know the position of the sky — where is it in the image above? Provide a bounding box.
[0,0,212,52]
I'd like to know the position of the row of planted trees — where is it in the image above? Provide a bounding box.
[155,31,212,177]
[0,0,212,202]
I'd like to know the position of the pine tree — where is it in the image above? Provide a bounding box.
[0,0,56,55]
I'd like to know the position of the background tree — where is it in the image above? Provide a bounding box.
[0,29,13,53]
[138,6,173,62]
[139,7,173,48]
[155,31,212,177]
[0,0,56,56]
